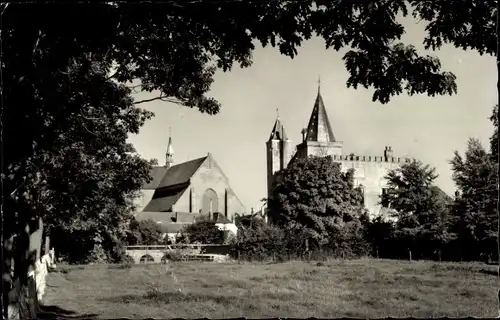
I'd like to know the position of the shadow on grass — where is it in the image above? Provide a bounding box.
[37,305,99,319]
[103,289,298,306]
[104,291,236,306]
[479,268,498,276]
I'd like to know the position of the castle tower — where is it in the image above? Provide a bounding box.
[165,129,174,168]
[296,80,343,158]
[266,111,293,200]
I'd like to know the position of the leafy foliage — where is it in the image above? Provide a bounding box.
[490,105,498,161]
[231,216,286,261]
[269,156,366,249]
[124,218,164,246]
[383,159,454,259]
[178,217,224,245]
[450,138,498,261]
[1,0,496,315]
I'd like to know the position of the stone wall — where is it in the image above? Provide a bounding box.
[174,156,245,220]
[339,158,403,217]
[133,189,156,212]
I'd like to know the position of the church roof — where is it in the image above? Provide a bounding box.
[268,117,288,141]
[143,166,169,189]
[140,157,207,212]
[305,91,336,142]
[143,156,207,190]
[212,212,231,224]
[157,156,207,189]
[142,156,208,190]
[143,185,188,212]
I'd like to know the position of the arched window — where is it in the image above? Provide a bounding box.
[202,188,218,214]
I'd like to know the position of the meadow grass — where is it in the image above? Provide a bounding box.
[44,259,499,318]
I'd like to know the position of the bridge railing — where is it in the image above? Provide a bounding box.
[125,244,231,255]
[126,244,228,249]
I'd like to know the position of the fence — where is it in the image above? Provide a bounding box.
[126,244,231,255]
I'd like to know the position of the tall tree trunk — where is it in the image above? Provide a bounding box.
[2,199,43,319]
[497,0,500,279]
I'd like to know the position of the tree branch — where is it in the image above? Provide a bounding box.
[133,94,185,105]
[1,3,9,15]
[32,30,42,56]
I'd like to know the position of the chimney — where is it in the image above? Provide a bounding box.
[384,146,393,159]
[301,128,307,142]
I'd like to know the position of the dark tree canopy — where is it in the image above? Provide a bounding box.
[180,218,224,245]
[269,156,366,247]
[383,159,454,258]
[1,0,497,316]
[450,138,498,260]
[490,105,498,160]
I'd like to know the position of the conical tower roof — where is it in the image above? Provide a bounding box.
[304,88,336,142]
[268,116,288,141]
[166,136,174,155]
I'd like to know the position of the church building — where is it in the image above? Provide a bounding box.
[133,135,246,229]
[266,83,411,219]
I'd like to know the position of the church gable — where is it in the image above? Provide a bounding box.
[137,153,245,218]
[139,157,207,212]
[189,154,246,218]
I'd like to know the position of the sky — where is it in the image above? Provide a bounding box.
[127,15,496,212]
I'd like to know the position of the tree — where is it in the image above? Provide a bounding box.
[123,219,164,247]
[1,1,496,316]
[269,156,366,250]
[178,217,224,245]
[450,138,498,261]
[383,159,454,260]
[490,105,498,161]
[9,61,156,265]
[232,215,286,261]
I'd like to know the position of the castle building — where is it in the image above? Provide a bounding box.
[133,134,246,231]
[266,84,410,218]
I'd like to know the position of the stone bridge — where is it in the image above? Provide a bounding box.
[125,244,231,264]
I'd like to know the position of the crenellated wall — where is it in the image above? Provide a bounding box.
[332,154,410,164]
[335,154,407,217]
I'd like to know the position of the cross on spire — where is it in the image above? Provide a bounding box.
[276,108,279,119]
[317,75,321,94]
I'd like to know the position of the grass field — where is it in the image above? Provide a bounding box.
[43,259,499,319]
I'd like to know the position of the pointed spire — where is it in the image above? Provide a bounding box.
[166,127,174,168]
[268,114,288,141]
[304,83,336,143]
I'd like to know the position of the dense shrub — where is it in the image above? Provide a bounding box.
[178,216,224,244]
[124,218,164,245]
[230,216,286,261]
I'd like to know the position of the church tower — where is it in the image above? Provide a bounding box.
[296,79,343,158]
[266,112,293,201]
[165,130,174,168]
